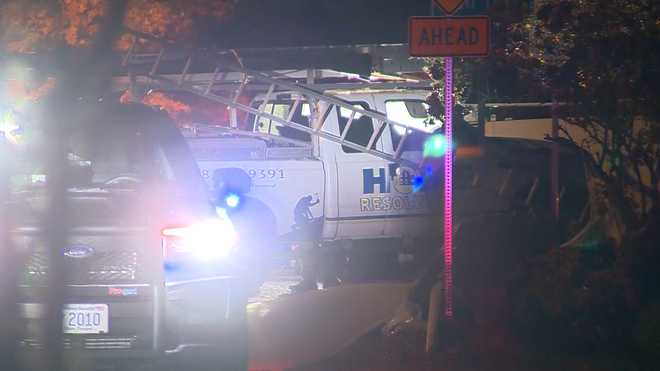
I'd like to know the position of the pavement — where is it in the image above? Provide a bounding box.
[247,267,415,371]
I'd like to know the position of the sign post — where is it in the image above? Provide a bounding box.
[410,0,489,322]
[443,55,454,319]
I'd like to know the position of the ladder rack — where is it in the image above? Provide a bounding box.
[120,33,436,167]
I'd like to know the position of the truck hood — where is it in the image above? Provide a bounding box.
[10,188,151,229]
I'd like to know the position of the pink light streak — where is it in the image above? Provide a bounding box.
[443,57,454,319]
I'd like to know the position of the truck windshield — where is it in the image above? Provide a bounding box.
[386,100,434,152]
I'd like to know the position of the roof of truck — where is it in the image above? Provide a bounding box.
[327,88,430,96]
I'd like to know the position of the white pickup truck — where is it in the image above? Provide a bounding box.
[185,89,438,255]
[179,85,592,289]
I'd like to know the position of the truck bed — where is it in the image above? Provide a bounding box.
[187,136,325,242]
[187,137,314,162]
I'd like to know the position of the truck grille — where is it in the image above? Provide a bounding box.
[24,249,141,285]
[87,250,139,282]
[83,337,137,350]
[24,251,48,284]
[19,337,137,350]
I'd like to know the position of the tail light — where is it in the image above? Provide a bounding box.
[161,219,237,262]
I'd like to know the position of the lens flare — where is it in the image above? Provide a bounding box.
[423,133,449,158]
[225,193,241,208]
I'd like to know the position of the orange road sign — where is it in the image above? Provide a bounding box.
[434,0,466,14]
[409,16,490,57]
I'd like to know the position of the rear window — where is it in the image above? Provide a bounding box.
[8,116,177,192]
[252,100,312,142]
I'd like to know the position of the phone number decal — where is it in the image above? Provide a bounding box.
[201,169,285,180]
[248,169,285,180]
[202,169,286,179]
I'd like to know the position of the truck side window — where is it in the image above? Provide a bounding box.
[385,100,431,153]
[337,104,373,154]
[253,101,312,142]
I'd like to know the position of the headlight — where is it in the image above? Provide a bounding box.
[161,218,237,262]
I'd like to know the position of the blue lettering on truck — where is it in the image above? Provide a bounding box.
[362,168,389,194]
[360,166,426,212]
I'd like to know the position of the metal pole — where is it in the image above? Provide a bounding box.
[443,57,454,319]
[551,95,560,221]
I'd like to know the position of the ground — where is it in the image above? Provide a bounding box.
[247,262,429,371]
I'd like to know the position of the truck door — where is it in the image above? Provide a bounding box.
[371,94,435,236]
[325,96,389,238]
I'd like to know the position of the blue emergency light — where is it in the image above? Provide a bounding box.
[224,193,241,209]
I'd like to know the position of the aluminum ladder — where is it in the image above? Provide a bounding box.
[120,33,436,168]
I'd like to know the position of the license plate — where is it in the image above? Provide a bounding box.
[62,304,109,334]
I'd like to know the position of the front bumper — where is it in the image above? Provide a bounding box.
[17,276,247,361]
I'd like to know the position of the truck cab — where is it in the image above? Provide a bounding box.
[185,88,439,284]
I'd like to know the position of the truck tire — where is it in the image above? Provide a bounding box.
[159,292,249,371]
[162,322,248,371]
[293,242,346,291]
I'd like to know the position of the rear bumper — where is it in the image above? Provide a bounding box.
[17,276,247,361]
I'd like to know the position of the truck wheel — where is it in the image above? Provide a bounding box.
[162,326,248,371]
[160,295,249,371]
[292,256,318,292]
[293,243,345,291]
[161,345,248,371]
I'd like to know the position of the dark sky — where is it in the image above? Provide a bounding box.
[215,0,433,48]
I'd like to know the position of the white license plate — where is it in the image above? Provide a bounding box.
[62,304,109,334]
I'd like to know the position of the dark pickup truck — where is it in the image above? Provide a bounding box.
[7,103,251,370]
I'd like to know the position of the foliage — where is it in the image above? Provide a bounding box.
[1,0,235,124]
[507,0,660,229]
[139,91,192,126]
[425,1,659,230]
[512,243,637,353]
[635,303,660,363]
[424,0,539,114]
[423,58,475,130]
[0,0,235,52]
[7,78,57,109]
[501,0,660,358]
[506,212,660,366]
[120,89,251,128]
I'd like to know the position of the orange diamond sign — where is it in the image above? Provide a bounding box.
[434,0,465,14]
